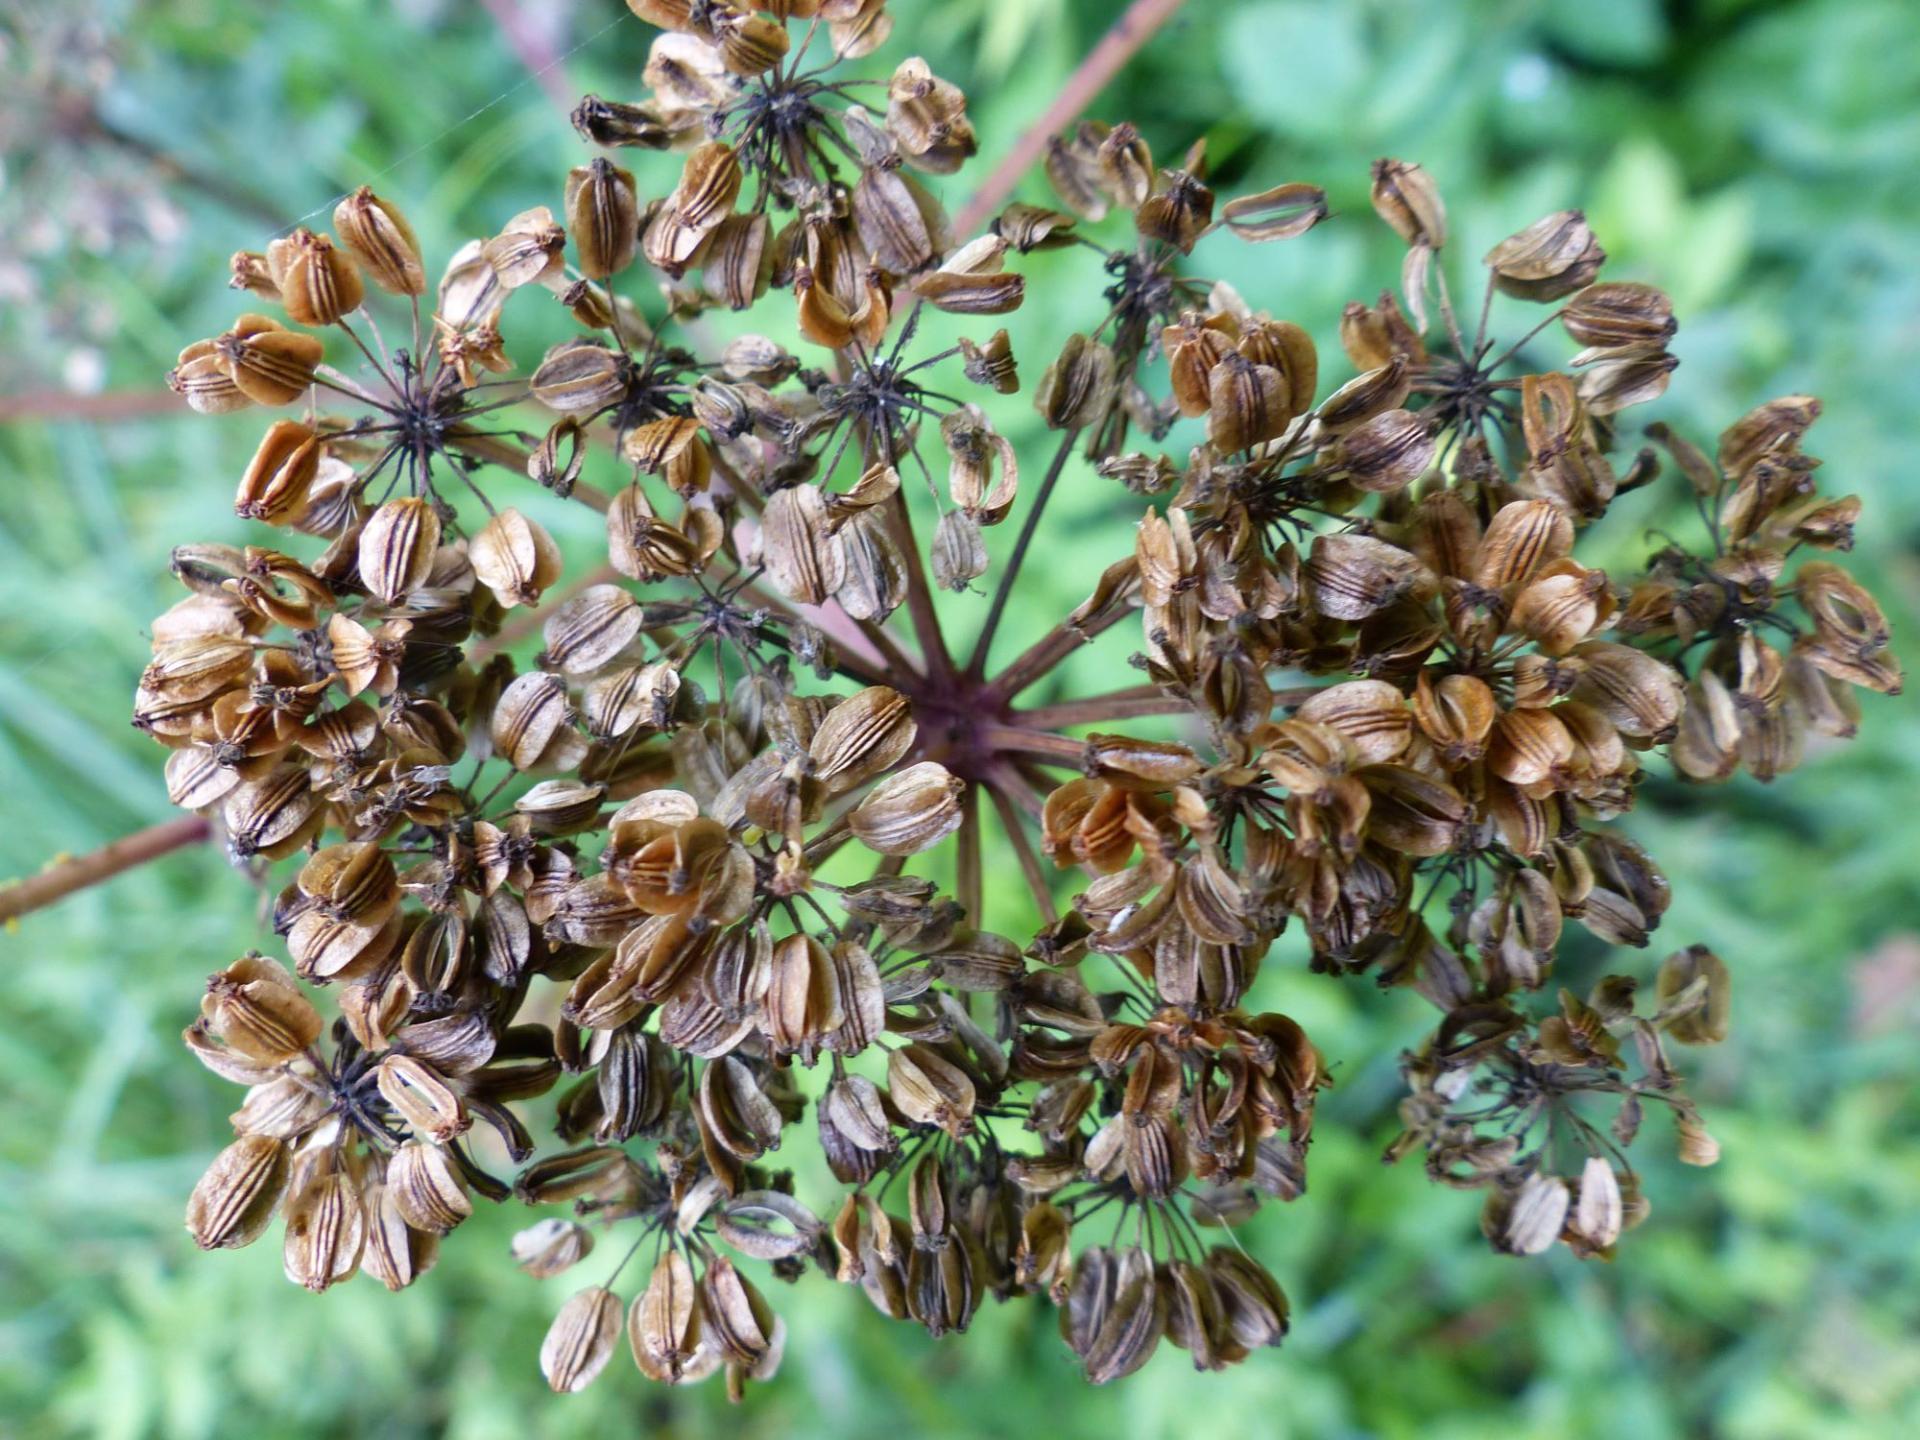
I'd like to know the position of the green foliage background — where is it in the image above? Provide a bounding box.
[2,1,1916,1436]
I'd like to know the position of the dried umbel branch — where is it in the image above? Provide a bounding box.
[127,0,1897,1395]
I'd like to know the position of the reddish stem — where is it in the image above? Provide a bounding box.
[0,816,212,924]
[976,724,1086,766]
[986,601,1133,704]
[969,427,1081,678]
[956,786,983,922]
[984,780,1059,925]
[883,490,959,682]
[1018,684,1182,729]
[0,390,186,424]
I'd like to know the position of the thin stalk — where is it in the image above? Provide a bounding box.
[975,724,1086,766]
[956,787,982,923]
[968,427,1080,677]
[0,389,185,424]
[984,781,1058,925]
[986,601,1132,703]
[0,816,212,924]
[882,489,958,682]
[1017,684,1184,729]
[985,761,1047,821]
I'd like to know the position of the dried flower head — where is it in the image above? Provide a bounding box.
[133,0,1894,1398]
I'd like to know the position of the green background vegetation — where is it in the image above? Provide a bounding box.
[2,0,1916,1435]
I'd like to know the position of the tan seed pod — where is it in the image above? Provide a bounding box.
[1486,1172,1570,1256]
[1474,498,1575,591]
[849,761,965,855]
[169,343,254,414]
[700,1258,778,1368]
[913,263,1026,316]
[1306,532,1430,620]
[766,933,844,1058]
[1656,944,1732,1045]
[1220,182,1329,242]
[608,484,703,584]
[1340,290,1427,371]
[932,508,988,591]
[282,1164,366,1293]
[1035,333,1118,432]
[358,496,441,604]
[201,952,322,1063]
[235,420,322,524]
[333,187,425,295]
[297,841,398,925]
[186,1134,289,1250]
[531,339,629,414]
[1485,209,1606,301]
[541,1286,625,1393]
[1296,680,1412,764]
[760,482,848,605]
[542,584,643,675]
[1510,559,1614,656]
[958,328,1019,394]
[483,205,568,289]
[266,228,364,326]
[1563,280,1676,347]
[470,508,563,609]
[941,405,1019,522]
[1570,1156,1624,1252]
[214,316,326,407]
[490,670,574,771]
[1324,407,1433,493]
[512,1217,594,1279]
[565,158,640,280]
[852,163,943,273]
[703,211,772,309]
[630,1251,713,1383]
[708,8,789,75]
[1369,158,1447,248]
[386,1139,471,1235]
[621,415,711,496]
[887,1044,977,1140]
[376,1054,470,1144]
[360,1181,439,1292]
[1570,641,1684,740]
[809,685,916,794]
[1576,342,1678,416]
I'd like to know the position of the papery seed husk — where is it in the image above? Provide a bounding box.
[541,1286,625,1393]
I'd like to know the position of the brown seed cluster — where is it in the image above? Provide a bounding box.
[139,0,1896,1395]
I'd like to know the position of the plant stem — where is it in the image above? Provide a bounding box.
[968,427,1080,677]
[984,780,1058,924]
[987,601,1133,703]
[0,390,186,424]
[975,724,1087,766]
[883,489,958,682]
[953,0,1194,235]
[0,816,212,924]
[956,787,982,922]
[1017,684,1183,729]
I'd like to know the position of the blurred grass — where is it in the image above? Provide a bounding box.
[3,0,1918,1436]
